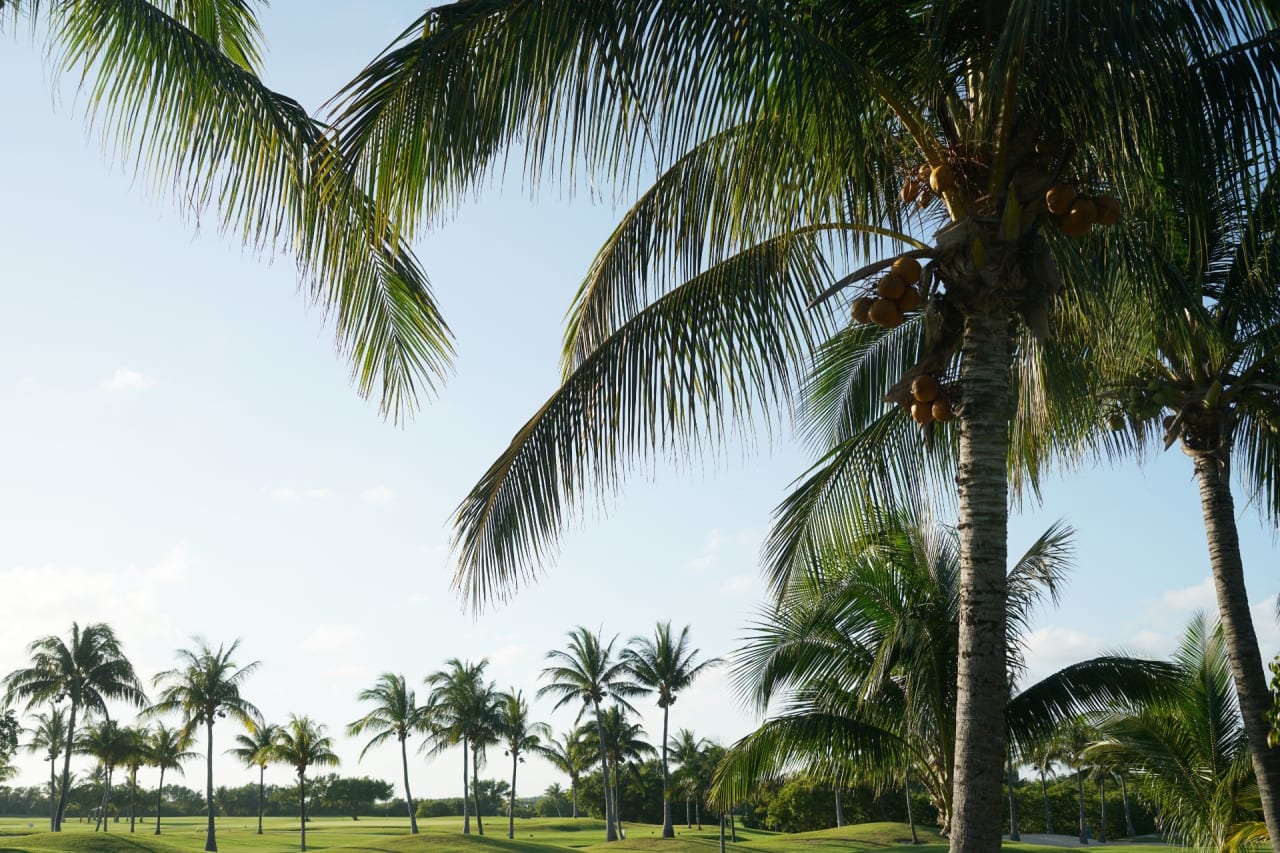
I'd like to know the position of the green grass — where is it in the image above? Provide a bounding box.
[0,817,1173,853]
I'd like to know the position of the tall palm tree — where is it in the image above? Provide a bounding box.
[5,0,453,421]
[542,727,597,819]
[465,684,503,836]
[3,622,146,831]
[348,673,431,834]
[670,729,712,829]
[24,706,66,831]
[144,722,194,836]
[77,718,132,831]
[149,638,260,852]
[227,715,280,835]
[121,724,149,832]
[538,628,640,841]
[425,658,495,836]
[623,622,719,838]
[596,705,654,835]
[330,8,1280,850]
[496,689,550,839]
[271,715,340,853]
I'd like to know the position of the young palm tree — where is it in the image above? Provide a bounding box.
[596,705,654,836]
[227,716,280,835]
[670,730,712,829]
[271,716,340,853]
[144,722,194,836]
[541,727,597,819]
[330,7,1280,850]
[622,622,719,838]
[496,689,551,839]
[5,0,453,420]
[348,672,431,834]
[24,706,67,831]
[121,724,149,832]
[3,622,146,831]
[425,658,495,835]
[149,639,260,852]
[77,718,132,831]
[538,628,640,841]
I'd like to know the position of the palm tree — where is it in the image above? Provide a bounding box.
[1050,718,1096,844]
[8,1,452,421]
[623,622,719,838]
[541,727,597,819]
[670,729,712,829]
[596,705,654,835]
[348,672,431,835]
[148,638,260,852]
[271,715,340,853]
[426,658,496,835]
[24,706,66,831]
[121,724,149,832]
[3,622,146,831]
[77,718,132,831]
[331,8,1280,851]
[538,627,640,841]
[144,722,194,836]
[227,716,280,835]
[496,689,550,839]
[1027,741,1058,835]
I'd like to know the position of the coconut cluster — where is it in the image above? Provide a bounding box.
[851,256,925,329]
[907,374,955,425]
[1045,183,1120,237]
[900,163,956,209]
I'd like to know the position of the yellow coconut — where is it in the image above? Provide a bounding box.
[851,296,874,324]
[1067,197,1098,228]
[896,286,922,312]
[1058,216,1091,238]
[911,375,940,403]
[911,401,934,425]
[868,299,905,329]
[891,255,922,284]
[1045,182,1077,215]
[929,163,956,193]
[876,274,907,300]
[901,180,921,203]
[931,398,955,422]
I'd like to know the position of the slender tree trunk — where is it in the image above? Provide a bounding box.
[905,769,919,845]
[1193,449,1280,853]
[572,777,579,819]
[1039,768,1053,834]
[835,786,843,828]
[205,720,218,852]
[462,734,471,835]
[48,755,57,832]
[730,808,737,842]
[156,767,166,834]
[300,772,307,852]
[129,768,137,832]
[696,799,701,830]
[1097,777,1106,843]
[949,310,1011,853]
[686,797,692,828]
[1077,769,1087,844]
[594,703,617,841]
[613,767,623,838]
[1007,755,1020,841]
[509,750,518,839]
[55,703,77,832]
[96,766,110,832]
[661,705,674,838]
[472,745,485,835]
[257,765,265,834]
[1118,773,1134,837]
[719,812,725,853]
[398,735,418,834]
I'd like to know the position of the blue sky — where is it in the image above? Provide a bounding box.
[1,2,1276,802]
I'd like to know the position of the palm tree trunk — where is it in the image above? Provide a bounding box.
[1039,768,1053,834]
[156,766,166,834]
[719,812,725,853]
[48,755,57,832]
[686,796,691,828]
[472,745,485,835]
[509,752,518,839]
[730,808,737,842]
[696,799,701,830]
[1097,777,1106,843]
[462,734,471,835]
[129,768,137,832]
[1077,769,1086,844]
[300,772,307,852]
[96,766,110,831]
[400,735,418,834]
[661,705,674,838]
[835,786,843,828]
[1118,773,1134,837]
[257,765,265,834]
[594,703,617,842]
[1007,755,1020,841]
[571,776,578,819]
[205,720,218,852]
[613,766,623,838]
[950,310,1011,853]
[905,769,919,845]
[55,703,77,832]
[1194,450,1280,852]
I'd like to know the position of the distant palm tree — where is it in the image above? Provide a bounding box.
[149,639,260,852]
[542,783,567,817]
[121,724,149,832]
[426,658,497,835]
[623,622,719,838]
[1027,742,1058,835]
[144,722,194,836]
[77,718,132,831]
[348,673,432,834]
[669,729,712,829]
[539,627,641,842]
[496,689,550,839]
[2,622,146,831]
[597,705,654,835]
[24,706,67,830]
[227,716,280,835]
[272,715,340,853]
[1052,718,1098,845]
[542,728,597,818]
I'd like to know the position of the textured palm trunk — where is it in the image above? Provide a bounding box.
[1039,768,1053,834]
[156,766,166,834]
[400,735,418,834]
[55,703,77,832]
[835,787,843,828]
[696,799,701,830]
[205,720,218,852]
[1076,769,1086,844]
[48,756,57,832]
[257,765,265,834]
[96,766,111,831]
[129,768,137,832]
[949,310,1011,853]
[730,808,736,842]
[905,769,919,845]
[462,734,471,834]
[472,745,485,835]
[1007,756,1020,841]
[1194,450,1280,852]
[299,772,308,852]
[718,812,725,853]
[661,705,674,838]
[571,776,579,818]
[508,751,518,839]
[1118,773,1134,837]
[1097,777,1106,843]
[594,704,617,841]
[686,797,691,828]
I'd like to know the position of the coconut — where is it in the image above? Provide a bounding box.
[876,274,907,300]
[1095,195,1121,226]
[911,401,934,424]
[1067,197,1098,228]
[901,180,921,203]
[1058,216,1090,238]
[891,256,922,284]
[851,296,874,324]
[896,286,922,312]
[911,375,940,403]
[1045,183,1077,215]
[931,398,955,422]
[868,299,904,328]
[929,163,956,193]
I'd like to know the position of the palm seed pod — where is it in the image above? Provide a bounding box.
[1045,182,1077,215]
[891,255,922,284]
[868,299,905,328]
[911,375,940,403]
[851,296,874,324]
[876,274,907,300]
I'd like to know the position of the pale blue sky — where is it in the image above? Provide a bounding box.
[1,2,1275,802]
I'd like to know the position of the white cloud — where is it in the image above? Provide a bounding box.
[361,485,397,504]
[1022,625,1105,685]
[723,574,758,595]
[1160,576,1217,611]
[486,643,527,666]
[302,488,335,499]
[687,530,726,571]
[300,624,361,653]
[268,487,297,503]
[100,368,154,393]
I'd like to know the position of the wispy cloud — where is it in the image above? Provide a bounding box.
[100,368,154,393]
[300,624,361,653]
[1160,576,1216,611]
[267,487,334,503]
[362,485,397,504]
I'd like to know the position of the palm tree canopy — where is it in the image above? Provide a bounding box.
[596,706,655,768]
[272,715,340,777]
[77,718,133,770]
[3,0,454,419]
[542,728,598,779]
[25,707,67,763]
[3,622,147,714]
[146,722,196,776]
[424,658,501,761]
[349,673,432,760]
[149,638,260,736]
[498,689,551,758]
[228,716,280,770]
[623,623,720,708]
[539,628,641,717]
